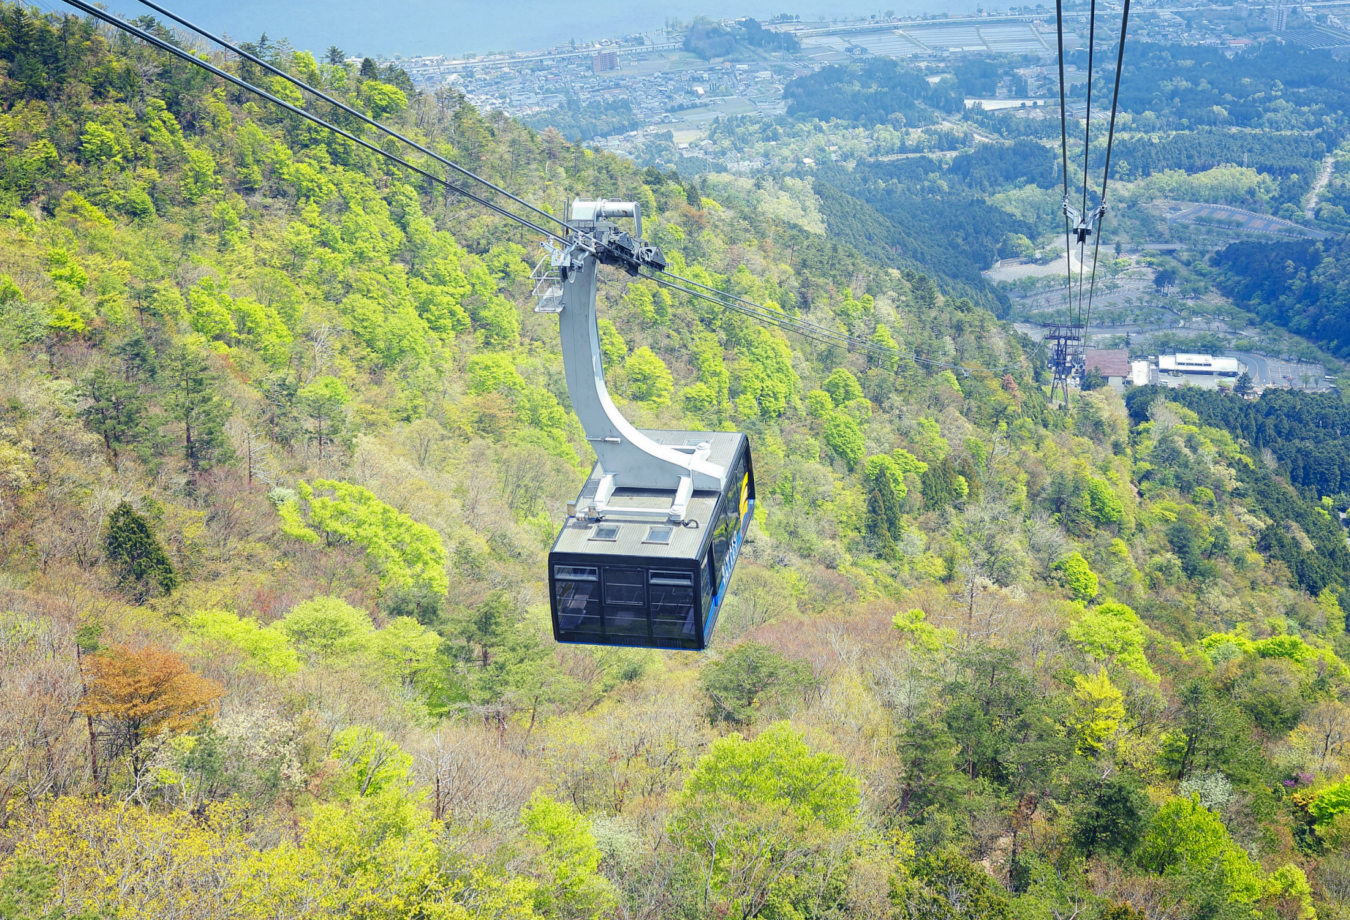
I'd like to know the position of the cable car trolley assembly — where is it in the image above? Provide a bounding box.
[543,200,755,651]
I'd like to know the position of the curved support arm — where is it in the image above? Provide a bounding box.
[558,253,726,496]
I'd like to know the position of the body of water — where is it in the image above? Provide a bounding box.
[108,0,982,58]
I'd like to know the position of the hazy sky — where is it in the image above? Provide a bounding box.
[98,0,983,58]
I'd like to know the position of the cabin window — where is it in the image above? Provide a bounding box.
[603,568,648,638]
[554,566,601,634]
[604,568,645,606]
[710,499,730,579]
[650,570,697,639]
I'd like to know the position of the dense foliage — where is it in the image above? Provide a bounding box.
[523,99,643,143]
[683,16,801,59]
[814,157,1034,313]
[3,7,1350,920]
[784,57,963,127]
[1212,238,1350,357]
[1134,386,1350,500]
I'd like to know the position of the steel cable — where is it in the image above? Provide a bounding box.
[1083,0,1134,346]
[1055,0,1132,389]
[1055,0,1073,323]
[126,0,573,236]
[647,269,1033,374]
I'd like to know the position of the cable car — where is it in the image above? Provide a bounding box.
[549,431,754,650]
[537,200,754,650]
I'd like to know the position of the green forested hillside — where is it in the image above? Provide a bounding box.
[1212,238,1350,358]
[5,7,1350,920]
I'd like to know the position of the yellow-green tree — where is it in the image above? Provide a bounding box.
[671,722,860,918]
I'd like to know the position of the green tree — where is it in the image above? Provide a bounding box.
[188,609,301,675]
[941,646,1071,799]
[0,855,97,920]
[864,454,906,559]
[1066,602,1156,680]
[164,345,232,476]
[697,642,815,726]
[520,792,616,920]
[328,725,413,799]
[361,80,408,117]
[369,617,442,689]
[283,480,450,595]
[623,346,673,405]
[1084,476,1125,525]
[921,456,966,511]
[1054,552,1099,601]
[597,317,627,366]
[104,502,177,601]
[1072,773,1151,859]
[472,295,520,349]
[78,364,147,460]
[870,324,901,371]
[823,411,865,469]
[1139,796,1263,906]
[450,590,565,710]
[276,596,373,664]
[893,849,1013,920]
[672,722,860,919]
[822,367,863,405]
[298,375,350,459]
[805,389,833,418]
[1160,680,1263,783]
[736,326,797,419]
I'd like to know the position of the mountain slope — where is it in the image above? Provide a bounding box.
[1,7,1349,920]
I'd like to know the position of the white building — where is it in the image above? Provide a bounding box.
[1158,354,1242,377]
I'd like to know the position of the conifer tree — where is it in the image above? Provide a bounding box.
[299,375,350,459]
[164,345,232,475]
[78,364,146,459]
[104,501,178,600]
[922,456,965,510]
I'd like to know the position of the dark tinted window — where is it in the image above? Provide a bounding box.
[651,571,697,639]
[710,498,730,578]
[727,458,745,531]
[604,606,649,638]
[555,579,601,634]
[604,568,645,606]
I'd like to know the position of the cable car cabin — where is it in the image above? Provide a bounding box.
[549,431,754,651]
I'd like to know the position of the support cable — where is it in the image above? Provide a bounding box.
[1074,0,1099,330]
[57,0,569,244]
[126,0,573,236]
[1053,0,1131,401]
[1082,0,1133,344]
[1055,0,1073,322]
